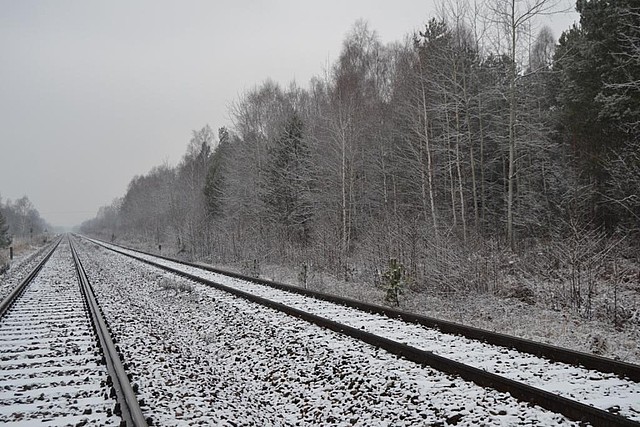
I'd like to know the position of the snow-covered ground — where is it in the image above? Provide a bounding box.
[75,238,584,426]
[0,239,118,426]
[92,238,640,423]
[0,240,55,302]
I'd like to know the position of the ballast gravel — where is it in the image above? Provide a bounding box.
[77,239,579,426]
[96,240,640,422]
[0,240,118,426]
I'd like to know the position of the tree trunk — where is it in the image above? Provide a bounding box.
[454,93,467,242]
[507,0,517,251]
[419,60,438,234]
[444,92,457,227]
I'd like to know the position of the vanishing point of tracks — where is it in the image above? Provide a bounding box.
[0,237,146,426]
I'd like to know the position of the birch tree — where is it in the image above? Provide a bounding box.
[488,0,563,249]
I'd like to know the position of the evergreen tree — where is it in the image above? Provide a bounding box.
[554,0,640,227]
[204,127,230,218]
[262,113,312,244]
[381,258,406,307]
[0,209,11,248]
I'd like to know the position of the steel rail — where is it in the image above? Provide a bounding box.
[85,235,640,382]
[84,236,640,427]
[0,237,62,319]
[69,236,148,427]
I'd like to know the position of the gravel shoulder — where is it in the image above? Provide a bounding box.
[0,240,56,302]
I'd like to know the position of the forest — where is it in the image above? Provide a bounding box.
[0,195,49,246]
[80,0,639,328]
[0,195,50,271]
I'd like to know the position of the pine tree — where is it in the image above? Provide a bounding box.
[0,210,11,248]
[554,0,640,228]
[262,113,312,244]
[381,258,406,307]
[204,127,230,218]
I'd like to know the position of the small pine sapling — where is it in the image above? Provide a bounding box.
[381,258,407,307]
[242,259,260,278]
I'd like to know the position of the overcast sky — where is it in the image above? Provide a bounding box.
[0,0,578,229]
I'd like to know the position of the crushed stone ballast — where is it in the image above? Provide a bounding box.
[85,236,640,427]
[74,237,582,426]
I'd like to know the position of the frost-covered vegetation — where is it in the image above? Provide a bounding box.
[0,196,49,241]
[0,195,51,271]
[81,0,640,356]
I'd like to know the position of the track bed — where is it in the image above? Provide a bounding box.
[0,240,118,426]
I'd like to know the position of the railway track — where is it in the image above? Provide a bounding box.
[84,235,640,427]
[0,237,146,426]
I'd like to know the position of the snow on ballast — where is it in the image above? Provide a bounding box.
[92,237,640,425]
[75,238,581,426]
[0,239,119,425]
[0,240,59,303]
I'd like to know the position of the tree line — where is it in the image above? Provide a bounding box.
[81,0,639,314]
[0,195,49,248]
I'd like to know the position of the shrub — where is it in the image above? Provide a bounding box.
[158,278,193,293]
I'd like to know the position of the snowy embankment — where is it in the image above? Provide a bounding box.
[0,241,54,302]
[76,239,579,426]
[95,239,640,423]
[0,239,118,426]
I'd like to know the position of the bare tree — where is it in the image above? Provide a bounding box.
[487,0,563,249]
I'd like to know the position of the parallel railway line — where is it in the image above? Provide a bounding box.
[75,238,580,425]
[84,235,640,427]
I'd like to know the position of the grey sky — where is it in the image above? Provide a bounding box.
[0,0,578,229]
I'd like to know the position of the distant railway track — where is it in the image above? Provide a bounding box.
[0,236,147,426]
[84,235,640,427]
